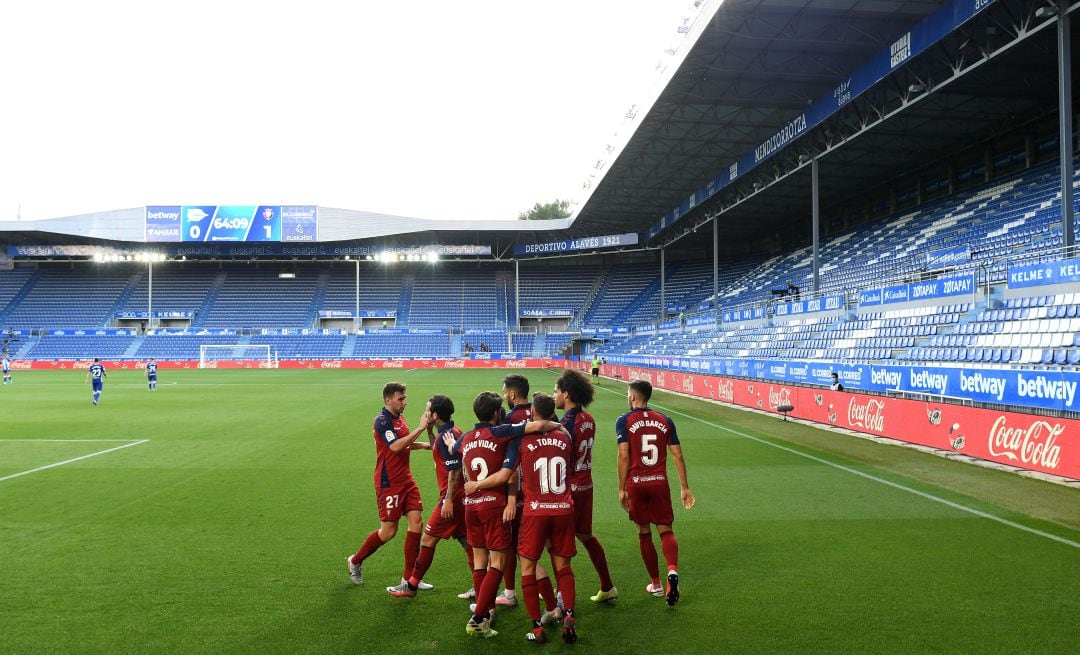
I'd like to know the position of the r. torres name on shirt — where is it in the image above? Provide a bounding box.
[525,437,565,452]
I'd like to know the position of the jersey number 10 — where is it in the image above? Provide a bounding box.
[533,456,567,494]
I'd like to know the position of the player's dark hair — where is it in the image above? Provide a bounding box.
[629,379,652,403]
[532,392,556,420]
[502,374,530,400]
[383,381,406,400]
[93,358,100,363]
[473,391,505,423]
[555,368,594,407]
[429,394,454,422]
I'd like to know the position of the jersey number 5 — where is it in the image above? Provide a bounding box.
[640,434,659,466]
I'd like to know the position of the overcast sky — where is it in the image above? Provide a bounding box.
[0,0,705,222]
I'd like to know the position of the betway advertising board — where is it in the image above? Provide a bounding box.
[596,353,1080,413]
[568,361,1079,481]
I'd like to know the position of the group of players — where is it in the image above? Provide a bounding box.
[6,356,162,405]
[345,369,695,643]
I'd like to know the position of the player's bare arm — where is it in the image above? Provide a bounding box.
[442,469,459,519]
[463,467,513,495]
[503,470,519,522]
[388,413,433,453]
[617,442,631,509]
[670,444,695,509]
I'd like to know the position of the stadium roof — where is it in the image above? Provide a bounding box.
[1,1,1074,257]
[566,0,1076,247]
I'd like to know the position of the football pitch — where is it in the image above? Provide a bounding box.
[2,368,1079,654]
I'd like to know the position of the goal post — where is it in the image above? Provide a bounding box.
[198,344,277,368]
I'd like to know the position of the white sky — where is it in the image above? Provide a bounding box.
[0,0,702,222]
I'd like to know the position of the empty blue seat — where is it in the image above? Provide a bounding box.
[1055,349,1069,364]
[1069,349,1080,366]
[1041,349,1055,364]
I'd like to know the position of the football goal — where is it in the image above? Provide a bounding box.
[198,344,277,368]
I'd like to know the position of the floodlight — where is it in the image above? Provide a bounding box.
[1035,6,1058,19]
[908,83,925,94]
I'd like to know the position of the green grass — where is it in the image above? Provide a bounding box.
[1,368,1079,654]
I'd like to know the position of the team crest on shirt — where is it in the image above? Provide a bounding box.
[530,500,539,511]
[632,476,640,484]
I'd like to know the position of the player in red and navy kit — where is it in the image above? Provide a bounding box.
[554,368,617,602]
[85,358,107,405]
[389,395,474,597]
[477,393,579,643]
[445,391,561,639]
[494,374,532,608]
[347,382,434,590]
[617,379,695,607]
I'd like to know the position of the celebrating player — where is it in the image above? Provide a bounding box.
[85,358,107,405]
[616,379,695,606]
[2,353,11,385]
[347,382,434,591]
[388,395,474,597]
[146,358,158,391]
[475,392,579,643]
[445,391,561,639]
[494,374,533,608]
[554,368,617,602]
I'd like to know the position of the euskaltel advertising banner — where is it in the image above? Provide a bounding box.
[570,361,1078,481]
[20,358,560,371]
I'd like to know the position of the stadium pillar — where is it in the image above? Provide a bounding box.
[713,219,719,313]
[1058,0,1075,251]
[515,259,520,331]
[147,260,153,330]
[660,247,666,321]
[812,158,820,293]
[354,258,360,334]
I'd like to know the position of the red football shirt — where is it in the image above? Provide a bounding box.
[616,408,680,488]
[373,407,414,488]
[432,421,464,502]
[562,406,597,491]
[458,422,525,508]
[518,428,574,516]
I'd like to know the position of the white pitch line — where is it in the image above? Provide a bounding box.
[585,377,1080,550]
[0,439,141,442]
[0,439,149,483]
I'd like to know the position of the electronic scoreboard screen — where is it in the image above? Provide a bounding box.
[145,205,317,242]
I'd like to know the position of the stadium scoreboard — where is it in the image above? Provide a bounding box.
[145,205,317,243]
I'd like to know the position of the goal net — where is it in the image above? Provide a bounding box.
[198,344,277,369]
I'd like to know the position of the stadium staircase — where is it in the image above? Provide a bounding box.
[124,336,146,357]
[450,333,462,357]
[572,272,607,328]
[104,272,145,327]
[611,275,664,326]
[0,269,42,324]
[192,272,228,328]
[397,275,414,326]
[15,336,38,358]
[340,334,356,357]
[305,272,331,327]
